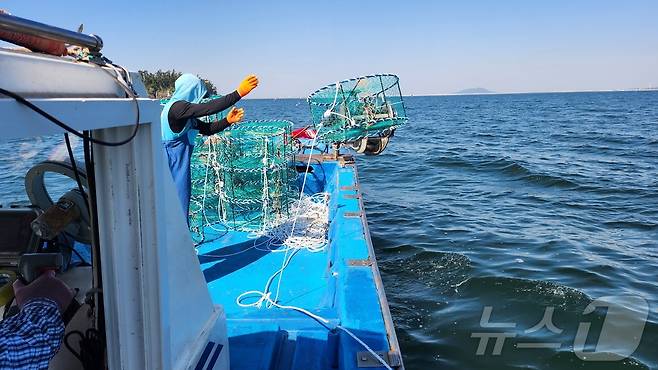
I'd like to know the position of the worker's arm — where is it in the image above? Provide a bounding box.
[168,75,259,134]
[168,91,242,133]
[170,91,242,121]
[197,107,244,136]
[0,298,64,369]
[197,118,230,136]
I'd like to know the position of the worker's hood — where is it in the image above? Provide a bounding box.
[170,74,207,104]
[160,73,208,142]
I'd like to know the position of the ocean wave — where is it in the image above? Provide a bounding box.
[478,157,581,188]
[520,173,580,188]
[379,247,471,294]
[426,155,474,169]
[603,220,658,231]
[460,276,591,311]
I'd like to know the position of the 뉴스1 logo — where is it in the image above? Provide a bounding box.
[574,295,648,361]
[471,295,648,361]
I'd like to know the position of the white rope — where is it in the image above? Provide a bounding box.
[262,193,329,252]
[270,127,324,303]
[324,81,356,126]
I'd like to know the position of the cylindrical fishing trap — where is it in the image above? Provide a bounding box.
[189,120,297,241]
[307,74,407,143]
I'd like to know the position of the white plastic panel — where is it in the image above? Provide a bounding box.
[0,48,127,98]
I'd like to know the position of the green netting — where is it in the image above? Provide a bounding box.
[189,120,297,242]
[307,74,408,143]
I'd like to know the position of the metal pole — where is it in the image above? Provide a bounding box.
[0,13,103,52]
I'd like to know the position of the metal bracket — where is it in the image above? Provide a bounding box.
[343,211,362,218]
[356,351,402,368]
[347,259,372,267]
[338,155,355,167]
[340,186,357,191]
[343,194,360,199]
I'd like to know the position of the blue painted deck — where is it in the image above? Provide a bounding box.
[195,157,401,370]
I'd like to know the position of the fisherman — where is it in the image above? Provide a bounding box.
[161,74,259,219]
[0,271,75,368]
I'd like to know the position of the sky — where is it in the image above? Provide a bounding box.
[1,0,657,98]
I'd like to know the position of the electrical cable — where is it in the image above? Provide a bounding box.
[2,297,15,319]
[82,129,106,369]
[63,133,89,210]
[64,328,104,370]
[63,240,91,267]
[295,158,326,182]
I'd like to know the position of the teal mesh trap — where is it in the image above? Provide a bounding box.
[189,120,298,241]
[307,74,407,143]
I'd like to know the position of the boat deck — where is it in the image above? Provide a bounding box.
[195,157,401,369]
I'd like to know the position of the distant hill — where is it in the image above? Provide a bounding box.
[455,87,496,95]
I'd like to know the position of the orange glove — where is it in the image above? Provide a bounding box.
[237,75,259,97]
[226,107,244,124]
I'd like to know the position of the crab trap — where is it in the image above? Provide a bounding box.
[307,74,408,143]
[188,120,298,242]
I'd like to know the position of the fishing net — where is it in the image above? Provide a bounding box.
[307,74,407,143]
[189,120,298,242]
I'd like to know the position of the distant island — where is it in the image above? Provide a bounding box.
[454,87,496,95]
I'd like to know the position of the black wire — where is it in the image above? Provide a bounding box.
[45,234,91,267]
[64,133,89,210]
[295,159,326,183]
[2,296,15,319]
[64,329,104,370]
[302,145,324,153]
[0,72,140,147]
[63,132,91,266]
[311,158,326,180]
[192,221,231,246]
[82,130,106,363]
[64,242,91,267]
[345,78,363,103]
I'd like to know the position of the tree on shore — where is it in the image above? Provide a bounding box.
[138,69,217,99]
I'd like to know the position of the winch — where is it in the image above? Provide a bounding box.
[25,160,91,244]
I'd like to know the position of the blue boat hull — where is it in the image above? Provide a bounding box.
[195,156,403,369]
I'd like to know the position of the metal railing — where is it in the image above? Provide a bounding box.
[0,13,103,52]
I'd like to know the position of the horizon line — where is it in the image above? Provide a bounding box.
[241,87,658,100]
